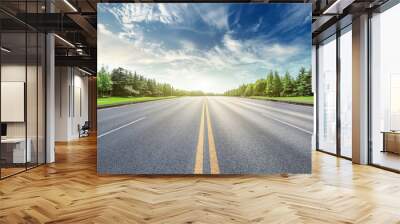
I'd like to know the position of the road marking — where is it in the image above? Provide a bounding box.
[205,100,220,174]
[194,101,205,174]
[262,112,313,135]
[97,117,146,139]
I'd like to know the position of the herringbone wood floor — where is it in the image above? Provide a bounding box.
[1,135,400,224]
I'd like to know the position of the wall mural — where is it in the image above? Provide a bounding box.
[97,3,313,174]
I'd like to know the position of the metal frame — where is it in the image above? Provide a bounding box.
[336,22,341,157]
[315,44,319,151]
[367,10,373,166]
[25,1,28,171]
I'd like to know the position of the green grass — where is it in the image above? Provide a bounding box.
[97,96,177,108]
[248,96,314,105]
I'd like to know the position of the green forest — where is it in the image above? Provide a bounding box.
[97,66,209,98]
[224,67,312,97]
[97,66,313,105]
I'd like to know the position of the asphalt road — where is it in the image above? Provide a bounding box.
[97,96,313,174]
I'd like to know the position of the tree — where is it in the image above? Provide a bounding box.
[110,67,133,96]
[224,67,313,98]
[238,84,247,96]
[244,84,254,96]
[281,71,294,97]
[304,69,313,96]
[295,67,312,96]
[272,71,282,97]
[137,75,148,96]
[130,71,140,96]
[97,66,112,97]
[146,79,155,96]
[265,71,274,96]
[253,79,266,96]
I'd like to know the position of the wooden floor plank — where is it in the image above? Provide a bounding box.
[1,135,400,223]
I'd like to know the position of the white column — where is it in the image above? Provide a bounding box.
[352,14,369,164]
[45,0,56,163]
[46,33,55,163]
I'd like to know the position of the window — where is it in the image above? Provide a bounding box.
[370,3,400,171]
[340,26,352,158]
[317,35,337,154]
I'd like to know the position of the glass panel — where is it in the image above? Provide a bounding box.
[26,0,39,169]
[371,4,400,171]
[0,1,46,178]
[340,27,352,158]
[318,35,337,154]
[1,30,27,177]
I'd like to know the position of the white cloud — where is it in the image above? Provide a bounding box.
[98,23,112,35]
[98,22,304,93]
[262,44,299,61]
[223,34,241,53]
[219,34,299,65]
[195,5,229,30]
[98,4,309,93]
[180,40,196,51]
[105,3,230,31]
[107,4,187,25]
[263,5,311,39]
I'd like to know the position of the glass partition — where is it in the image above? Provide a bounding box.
[0,1,46,179]
[1,30,28,177]
[27,31,38,169]
[317,35,337,154]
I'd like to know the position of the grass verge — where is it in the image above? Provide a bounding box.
[97,96,178,108]
[249,96,314,105]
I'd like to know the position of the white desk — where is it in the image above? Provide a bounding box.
[1,138,31,163]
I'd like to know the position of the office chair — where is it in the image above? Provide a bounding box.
[78,121,90,138]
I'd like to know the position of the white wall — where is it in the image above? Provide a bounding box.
[55,67,89,141]
[1,65,26,139]
[71,73,89,138]
[1,65,38,137]
[1,65,26,82]
[55,67,70,141]
[1,63,46,164]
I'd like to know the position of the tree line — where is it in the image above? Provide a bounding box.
[224,67,312,97]
[97,66,210,97]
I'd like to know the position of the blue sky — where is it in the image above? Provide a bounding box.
[98,3,311,93]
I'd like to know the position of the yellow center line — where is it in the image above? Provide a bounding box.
[194,100,205,174]
[205,99,220,174]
